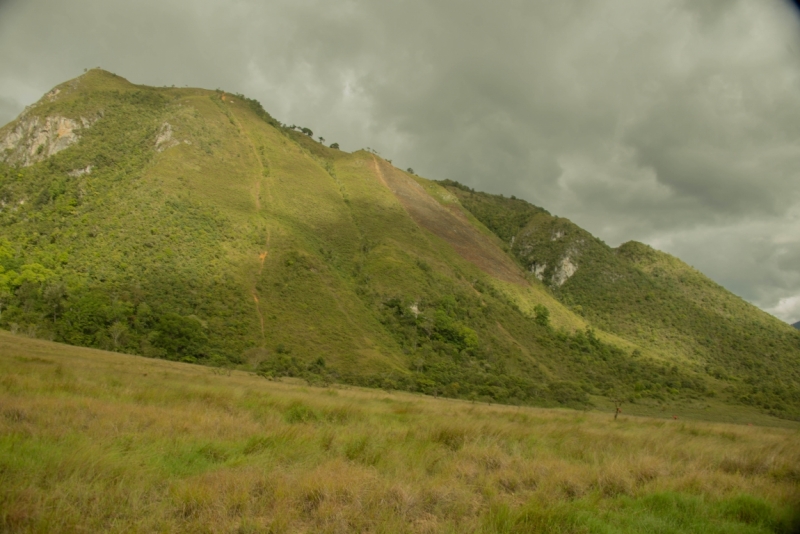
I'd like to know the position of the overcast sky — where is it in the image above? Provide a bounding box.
[1,0,800,324]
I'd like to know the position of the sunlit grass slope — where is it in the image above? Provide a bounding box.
[1,331,799,533]
[1,69,799,420]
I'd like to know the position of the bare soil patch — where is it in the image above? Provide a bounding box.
[373,158,526,284]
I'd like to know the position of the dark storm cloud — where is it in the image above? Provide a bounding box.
[2,0,800,322]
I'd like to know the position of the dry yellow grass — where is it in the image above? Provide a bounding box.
[1,330,798,533]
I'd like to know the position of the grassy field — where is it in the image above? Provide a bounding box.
[1,330,799,533]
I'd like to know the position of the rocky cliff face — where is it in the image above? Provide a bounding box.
[0,114,96,167]
[512,217,587,288]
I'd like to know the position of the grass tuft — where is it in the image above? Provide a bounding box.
[283,400,318,424]
[430,425,468,451]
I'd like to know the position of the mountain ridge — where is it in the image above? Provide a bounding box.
[1,69,798,420]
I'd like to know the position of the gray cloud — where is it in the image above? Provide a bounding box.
[2,0,799,322]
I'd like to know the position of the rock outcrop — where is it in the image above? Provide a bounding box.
[1,114,96,167]
[552,255,578,286]
[155,122,178,152]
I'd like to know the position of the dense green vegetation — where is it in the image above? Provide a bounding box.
[442,183,800,420]
[0,81,256,364]
[439,180,550,243]
[1,69,799,421]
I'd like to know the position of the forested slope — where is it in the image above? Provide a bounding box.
[442,182,800,419]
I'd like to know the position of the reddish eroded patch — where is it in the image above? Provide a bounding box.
[371,157,527,285]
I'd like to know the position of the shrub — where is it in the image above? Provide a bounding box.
[534,304,550,327]
[153,313,208,361]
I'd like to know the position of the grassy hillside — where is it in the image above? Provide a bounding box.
[1,331,799,533]
[1,69,799,420]
[441,182,800,420]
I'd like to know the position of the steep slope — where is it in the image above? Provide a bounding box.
[1,70,799,419]
[442,182,800,418]
[0,70,639,408]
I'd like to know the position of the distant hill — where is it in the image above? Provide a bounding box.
[442,182,800,417]
[1,69,799,419]
[794,321,800,330]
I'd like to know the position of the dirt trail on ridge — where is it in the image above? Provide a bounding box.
[251,229,271,340]
[258,229,270,275]
[223,98,274,341]
[223,96,273,210]
[252,293,265,339]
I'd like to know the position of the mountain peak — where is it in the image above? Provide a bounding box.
[1,72,799,420]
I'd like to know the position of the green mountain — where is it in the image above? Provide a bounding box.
[1,69,799,419]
